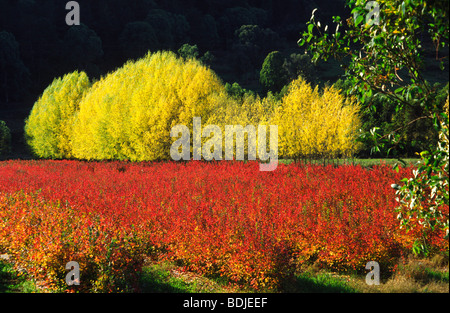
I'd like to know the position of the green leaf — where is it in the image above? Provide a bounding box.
[355,15,364,26]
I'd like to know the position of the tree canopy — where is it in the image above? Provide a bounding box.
[299,0,449,248]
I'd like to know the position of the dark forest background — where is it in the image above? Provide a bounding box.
[0,0,448,158]
[1,0,349,98]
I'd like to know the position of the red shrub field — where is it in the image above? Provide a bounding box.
[0,160,448,292]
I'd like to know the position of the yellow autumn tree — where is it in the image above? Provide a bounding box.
[272,77,361,160]
[71,51,226,161]
[204,91,275,160]
[25,71,91,159]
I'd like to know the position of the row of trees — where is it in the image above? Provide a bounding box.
[25,52,361,162]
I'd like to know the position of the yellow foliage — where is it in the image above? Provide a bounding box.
[72,51,225,161]
[25,53,362,163]
[272,77,362,160]
[25,71,91,158]
[205,92,274,160]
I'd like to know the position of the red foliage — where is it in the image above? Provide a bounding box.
[0,160,447,291]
